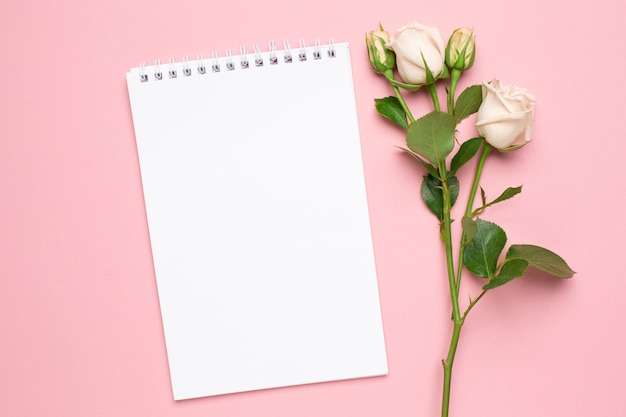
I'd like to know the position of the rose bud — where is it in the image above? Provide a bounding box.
[445,27,476,71]
[366,26,396,74]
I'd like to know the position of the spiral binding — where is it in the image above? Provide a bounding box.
[136,39,337,82]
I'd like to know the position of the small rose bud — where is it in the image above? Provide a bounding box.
[445,27,476,71]
[366,26,396,74]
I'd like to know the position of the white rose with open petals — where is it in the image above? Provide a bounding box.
[386,22,445,85]
[475,79,536,150]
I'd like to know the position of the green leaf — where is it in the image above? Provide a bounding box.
[505,244,575,278]
[483,259,529,290]
[461,216,478,246]
[448,177,459,209]
[421,174,459,220]
[489,186,523,205]
[438,64,450,80]
[375,96,408,128]
[387,78,422,91]
[421,52,436,85]
[406,111,456,165]
[421,175,442,219]
[463,218,507,278]
[397,147,439,177]
[472,186,523,216]
[450,137,483,175]
[454,84,482,123]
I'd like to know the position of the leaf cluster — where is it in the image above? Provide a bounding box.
[463,218,575,289]
[376,84,483,173]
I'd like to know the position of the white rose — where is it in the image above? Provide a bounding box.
[386,22,445,85]
[475,79,536,150]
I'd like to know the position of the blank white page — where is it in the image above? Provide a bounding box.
[126,42,387,400]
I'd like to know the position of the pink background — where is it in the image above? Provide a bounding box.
[1,0,624,416]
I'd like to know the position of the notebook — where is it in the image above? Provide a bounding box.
[126,40,387,400]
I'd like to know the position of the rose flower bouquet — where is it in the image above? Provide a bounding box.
[366,23,575,416]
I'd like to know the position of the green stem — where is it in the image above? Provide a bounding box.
[385,70,415,123]
[427,83,441,112]
[440,161,462,417]
[463,290,487,320]
[466,143,492,217]
[441,318,463,417]
[454,142,492,291]
[447,69,461,115]
[441,290,488,417]
[440,144,492,417]
[440,164,461,322]
[393,85,415,123]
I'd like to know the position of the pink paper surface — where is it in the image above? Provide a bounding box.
[1,0,624,416]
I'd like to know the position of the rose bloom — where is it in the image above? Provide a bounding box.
[386,22,445,85]
[475,79,536,150]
